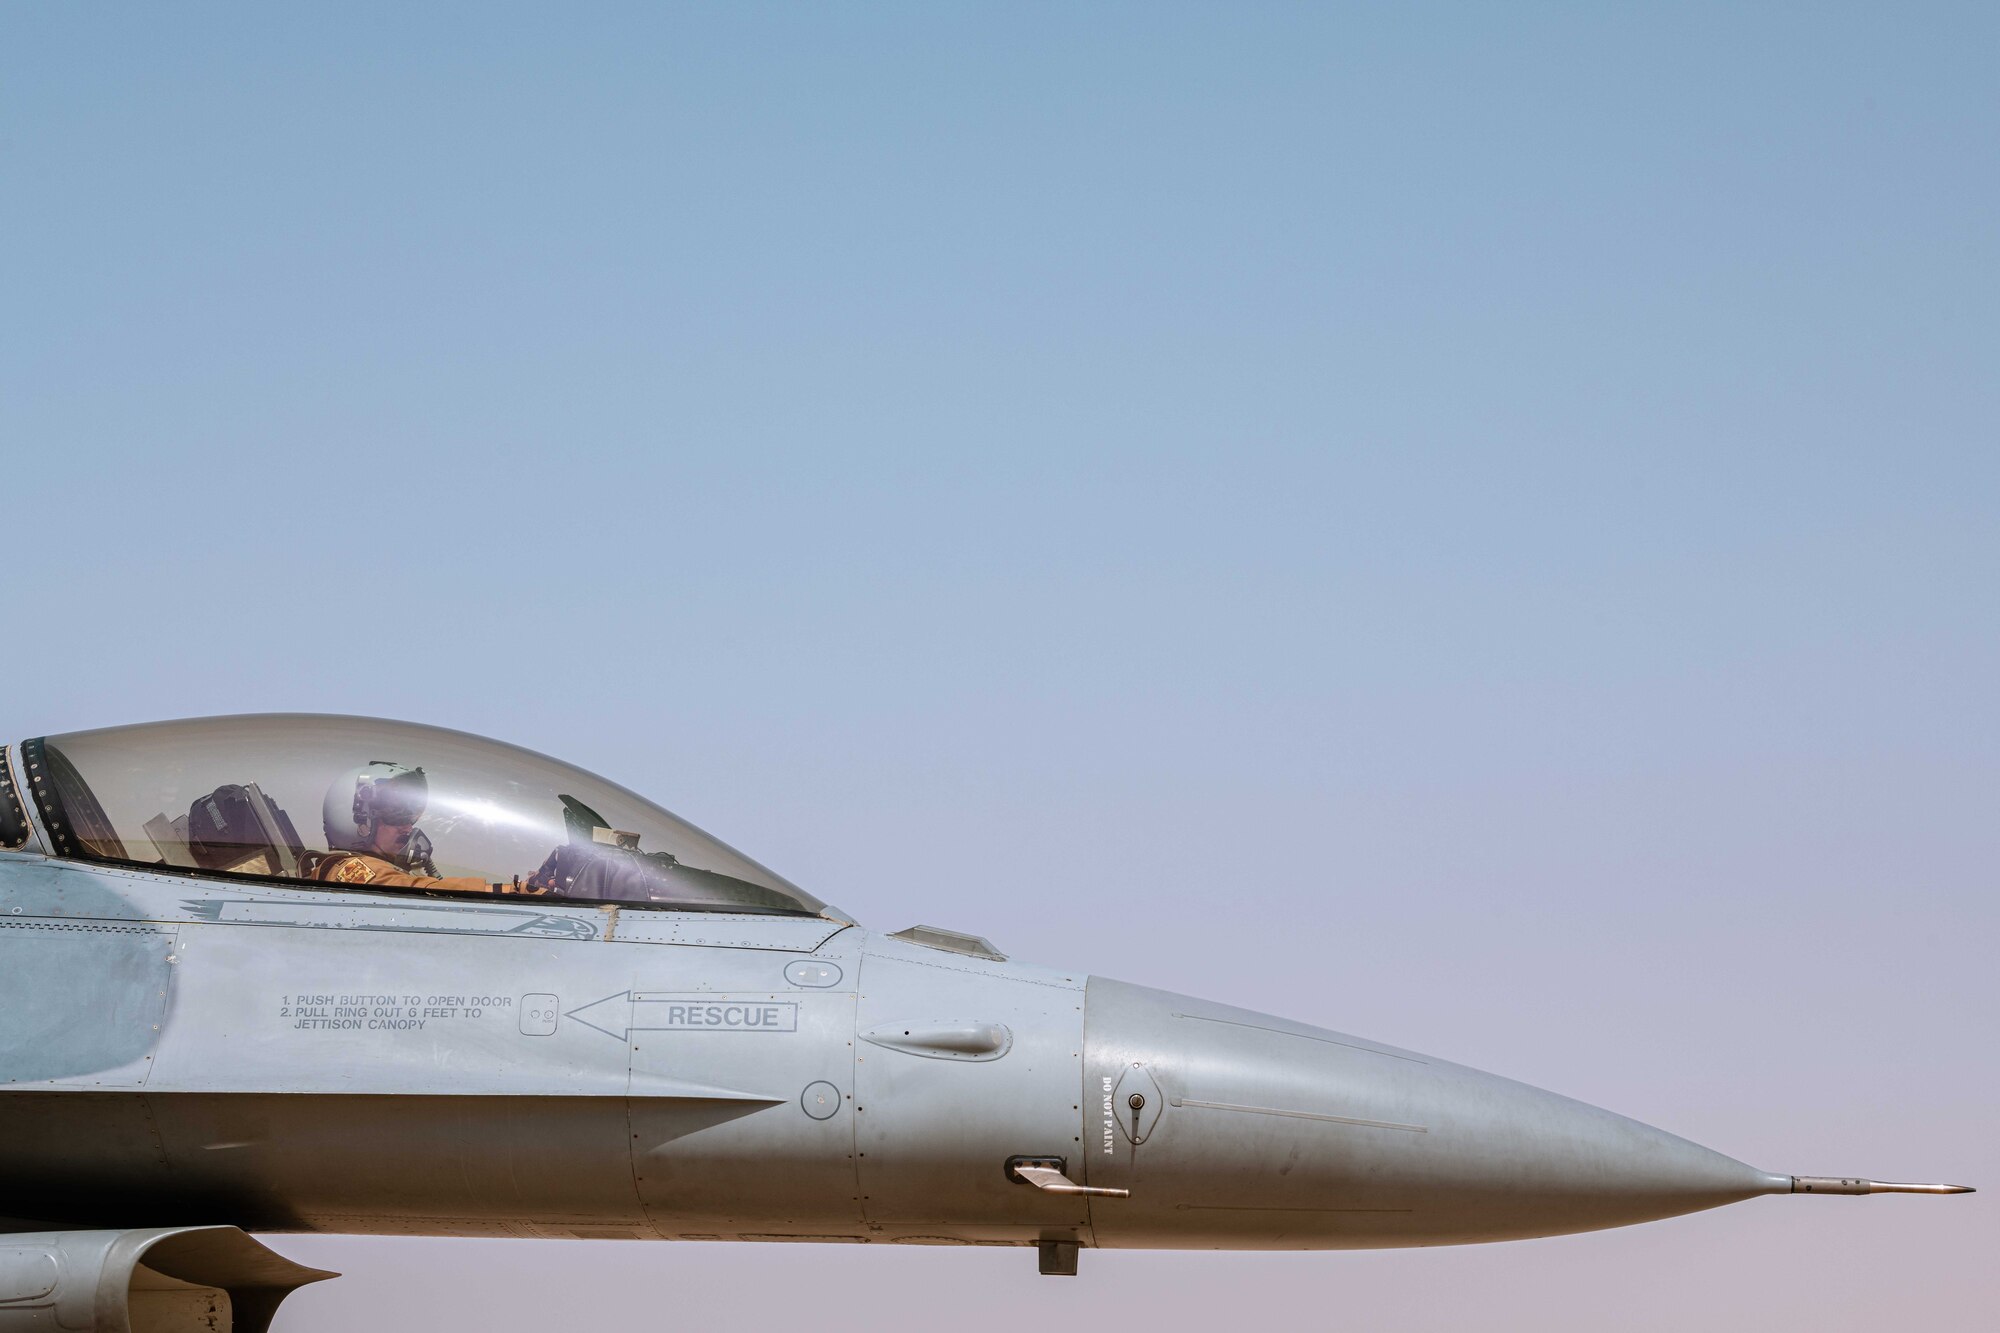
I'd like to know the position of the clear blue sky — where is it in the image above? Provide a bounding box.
[4,5,1993,1329]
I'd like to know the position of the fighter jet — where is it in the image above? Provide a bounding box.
[0,714,1969,1332]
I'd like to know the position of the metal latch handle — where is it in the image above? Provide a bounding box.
[1006,1155,1130,1199]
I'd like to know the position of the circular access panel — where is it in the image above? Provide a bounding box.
[800,1080,842,1120]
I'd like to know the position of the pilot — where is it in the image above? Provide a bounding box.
[317,762,544,895]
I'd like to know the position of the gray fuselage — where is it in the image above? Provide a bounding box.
[0,851,1790,1252]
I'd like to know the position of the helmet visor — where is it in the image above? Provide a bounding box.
[362,768,429,825]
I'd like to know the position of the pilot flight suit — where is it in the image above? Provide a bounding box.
[315,853,536,896]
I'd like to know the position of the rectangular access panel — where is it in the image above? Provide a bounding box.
[852,944,1089,1240]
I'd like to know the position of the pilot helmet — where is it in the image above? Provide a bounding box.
[323,761,430,856]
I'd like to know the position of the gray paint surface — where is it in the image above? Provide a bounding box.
[0,822,1953,1264]
[0,920,173,1086]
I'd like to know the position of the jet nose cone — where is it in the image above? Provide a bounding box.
[1082,979,1788,1249]
[1404,1054,1790,1237]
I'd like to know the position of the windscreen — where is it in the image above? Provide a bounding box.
[23,714,825,917]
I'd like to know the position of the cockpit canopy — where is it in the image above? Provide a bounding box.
[18,714,827,918]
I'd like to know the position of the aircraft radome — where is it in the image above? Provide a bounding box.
[0,714,1970,1331]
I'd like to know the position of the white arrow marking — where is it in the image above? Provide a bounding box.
[565,991,800,1040]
